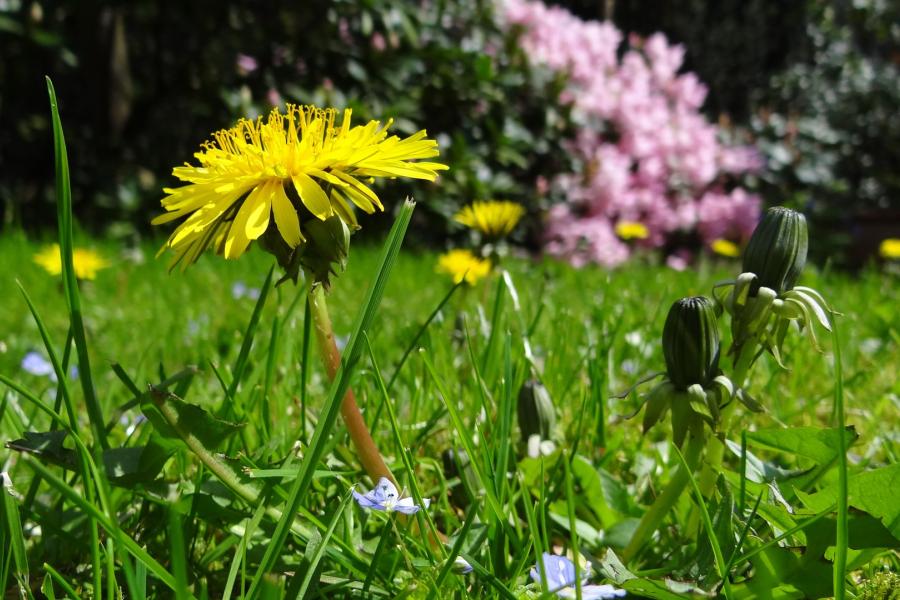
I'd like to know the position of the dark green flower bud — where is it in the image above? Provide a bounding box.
[662,296,720,390]
[517,379,556,440]
[742,207,808,295]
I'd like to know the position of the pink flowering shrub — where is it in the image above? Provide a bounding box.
[502,0,763,267]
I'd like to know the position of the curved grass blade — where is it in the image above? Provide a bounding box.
[45,77,108,450]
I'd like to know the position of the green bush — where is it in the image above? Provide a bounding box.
[752,1,900,264]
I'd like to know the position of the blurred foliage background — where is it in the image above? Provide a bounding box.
[1,0,898,265]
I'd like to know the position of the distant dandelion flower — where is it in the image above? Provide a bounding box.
[152,105,448,269]
[711,238,740,258]
[437,249,492,285]
[352,477,430,514]
[34,244,109,280]
[879,238,900,260]
[454,200,525,238]
[530,553,626,599]
[614,221,649,241]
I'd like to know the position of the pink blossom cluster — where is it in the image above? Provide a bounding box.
[502,0,763,267]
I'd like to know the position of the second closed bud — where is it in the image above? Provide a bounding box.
[662,296,720,390]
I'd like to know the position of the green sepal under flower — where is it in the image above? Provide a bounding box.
[640,375,754,446]
[260,214,351,288]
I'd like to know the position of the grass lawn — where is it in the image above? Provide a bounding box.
[1,229,898,598]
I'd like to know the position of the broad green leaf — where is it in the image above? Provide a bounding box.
[797,464,900,540]
[8,431,175,486]
[746,426,856,466]
[101,436,176,486]
[141,388,243,451]
[725,439,809,483]
[6,431,75,470]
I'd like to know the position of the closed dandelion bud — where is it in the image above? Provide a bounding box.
[517,379,556,441]
[662,296,720,390]
[742,207,808,295]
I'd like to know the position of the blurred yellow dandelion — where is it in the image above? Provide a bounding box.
[437,249,491,285]
[152,105,448,269]
[711,238,740,258]
[879,238,900,260]
[454,200,525,238]
[34,244,109,280]
[615,221,649,240]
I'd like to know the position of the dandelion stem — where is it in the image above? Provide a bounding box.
[308,284,393,483]
[622,431,705,563]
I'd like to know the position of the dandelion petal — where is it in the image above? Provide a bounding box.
[271,183,303,247]
[292,173,332,220]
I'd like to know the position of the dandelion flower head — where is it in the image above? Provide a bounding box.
[153,105,448,269]
[879,238,900,260]
[437,249,492,285]
[711,238,740,258]
[454,200,525,238]
[614,221,649,241]
[34,244,109,280]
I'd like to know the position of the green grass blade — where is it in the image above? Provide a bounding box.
[15,282,78,429]
[45,77,108,450]
[43,564,83,600]
[299,296,313,441]
[292,492,353,598]
[169,510,191,599]
[673,445,731,598]
[221,502,267,600]
[562,452,583,600]
[831,319,848,600]
[246,198,416,598]
[1,473,31,598]
[226,266,274,404]
[428,503,479,598]
[363,332,442,561]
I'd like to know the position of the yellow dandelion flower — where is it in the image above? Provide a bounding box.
[152,105,448,269]
[879,238,900,260]
[34,244,109,280]
[437,249,492,285]
[614,221,649,240]
[711,238,740,258]
[454,200,525,238]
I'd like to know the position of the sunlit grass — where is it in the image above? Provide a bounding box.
[2,220,898,597]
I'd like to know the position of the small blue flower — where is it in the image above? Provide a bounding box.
[352,477,430,514]
[21,351,55,379]
[232,281,261,301]
[452,556,473,574]
[530,553,626,599]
